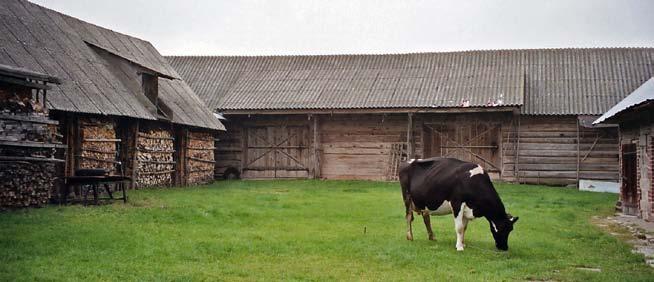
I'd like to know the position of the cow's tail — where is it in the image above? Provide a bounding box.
[399,162,412,213]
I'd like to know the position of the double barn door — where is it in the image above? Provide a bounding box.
[423,121,502,173]
[243,125,311,178]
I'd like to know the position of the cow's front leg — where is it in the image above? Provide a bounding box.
[422,210,435,240]
[406,211,414,241]
[454,208,467,251]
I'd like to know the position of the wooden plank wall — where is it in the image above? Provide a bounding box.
[414,113,510,179]
[216,113,621,185]
[320,114,407,180]
[215,115,313,179]
[502,116,619,186]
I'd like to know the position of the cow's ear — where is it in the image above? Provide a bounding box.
[510,216,519,224]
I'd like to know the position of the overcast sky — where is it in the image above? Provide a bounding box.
[31,0,654,56]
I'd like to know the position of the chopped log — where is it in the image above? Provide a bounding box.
[78,119,118,174]
[135,127,175,188]
[185,131,215,184]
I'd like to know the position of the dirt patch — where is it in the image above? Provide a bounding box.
[593,214,654,267]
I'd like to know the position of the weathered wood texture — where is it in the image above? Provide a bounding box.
[417,113,508,178]
[215,124,243,178]
[617,110,654,219]
[135,126,174,188]
[502,116,619,185]
[79,118,118,174]
[217,113,620,185]
[185,131,215,184]
[320,114,408,180]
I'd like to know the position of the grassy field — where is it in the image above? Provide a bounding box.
[1,180,653,281]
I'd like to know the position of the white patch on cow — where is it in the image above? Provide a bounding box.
[491,221,499,232]
[454,203,474,251]
[469,165,485,178]
[407,158,424,164]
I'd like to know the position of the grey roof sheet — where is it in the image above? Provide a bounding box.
[594,77,654,124]
[167,48,654,115]
[0,0,223,130]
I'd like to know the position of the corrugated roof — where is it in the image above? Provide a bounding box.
[0,0,224,130]
[167,48,654,115]
[594,77,654,124]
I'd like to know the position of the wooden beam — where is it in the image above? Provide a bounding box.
[312,114,320,179]
[406,113,413,158]
[515,115,521,183]
[576,117,581,187]
[130,120,139,189]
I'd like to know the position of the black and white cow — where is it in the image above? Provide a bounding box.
[399,157,519,251]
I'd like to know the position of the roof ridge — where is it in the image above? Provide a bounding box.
[25,0,152,46]
[164,47,654,59]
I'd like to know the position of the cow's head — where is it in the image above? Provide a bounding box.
[489,214,519,251]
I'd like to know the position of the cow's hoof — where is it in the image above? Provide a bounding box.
[406,232,413,241]
[456,246,465,251]
[428,235,435,241]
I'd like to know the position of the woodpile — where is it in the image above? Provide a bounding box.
[0,162,56,208]
[136,128,175,188]
[0,84,62,209]
[186,131,215,184]
[79,119,118,174]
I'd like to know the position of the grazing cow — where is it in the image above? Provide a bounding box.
[399,157,519,251]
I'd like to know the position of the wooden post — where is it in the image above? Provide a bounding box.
[240,127,248,177]
[576,117,581,187]
[515,115,521,183]
[130,120,139,189]
[407,113,413,159]
[312,115,320,179]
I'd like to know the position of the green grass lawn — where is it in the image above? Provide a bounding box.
[1,180,653,281]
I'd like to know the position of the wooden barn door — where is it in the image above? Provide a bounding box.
[243,126,310,178]
[621,144,638,216]
[423,121,501,172]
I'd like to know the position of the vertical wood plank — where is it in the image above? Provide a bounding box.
[313,115,320,178]
[406,113,413,158]
[130,120,139,189]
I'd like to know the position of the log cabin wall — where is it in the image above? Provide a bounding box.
[185,130,216,185]
[135,124,175,188]
[320,114,408,180]
[502,116,620,186]
[216,112,621,185]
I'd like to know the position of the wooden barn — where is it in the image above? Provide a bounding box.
[0,0,224,207]
[595,78,654,219]
[168,48,654,186]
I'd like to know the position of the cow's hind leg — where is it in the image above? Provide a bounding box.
[406,211,414,241]
[422,210,435,240]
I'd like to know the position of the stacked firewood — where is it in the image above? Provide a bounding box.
[0,162,55,208]
[136,128,174,187]
[80,119,118,174]
[186,131,215,184]
[0,87,60,209]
